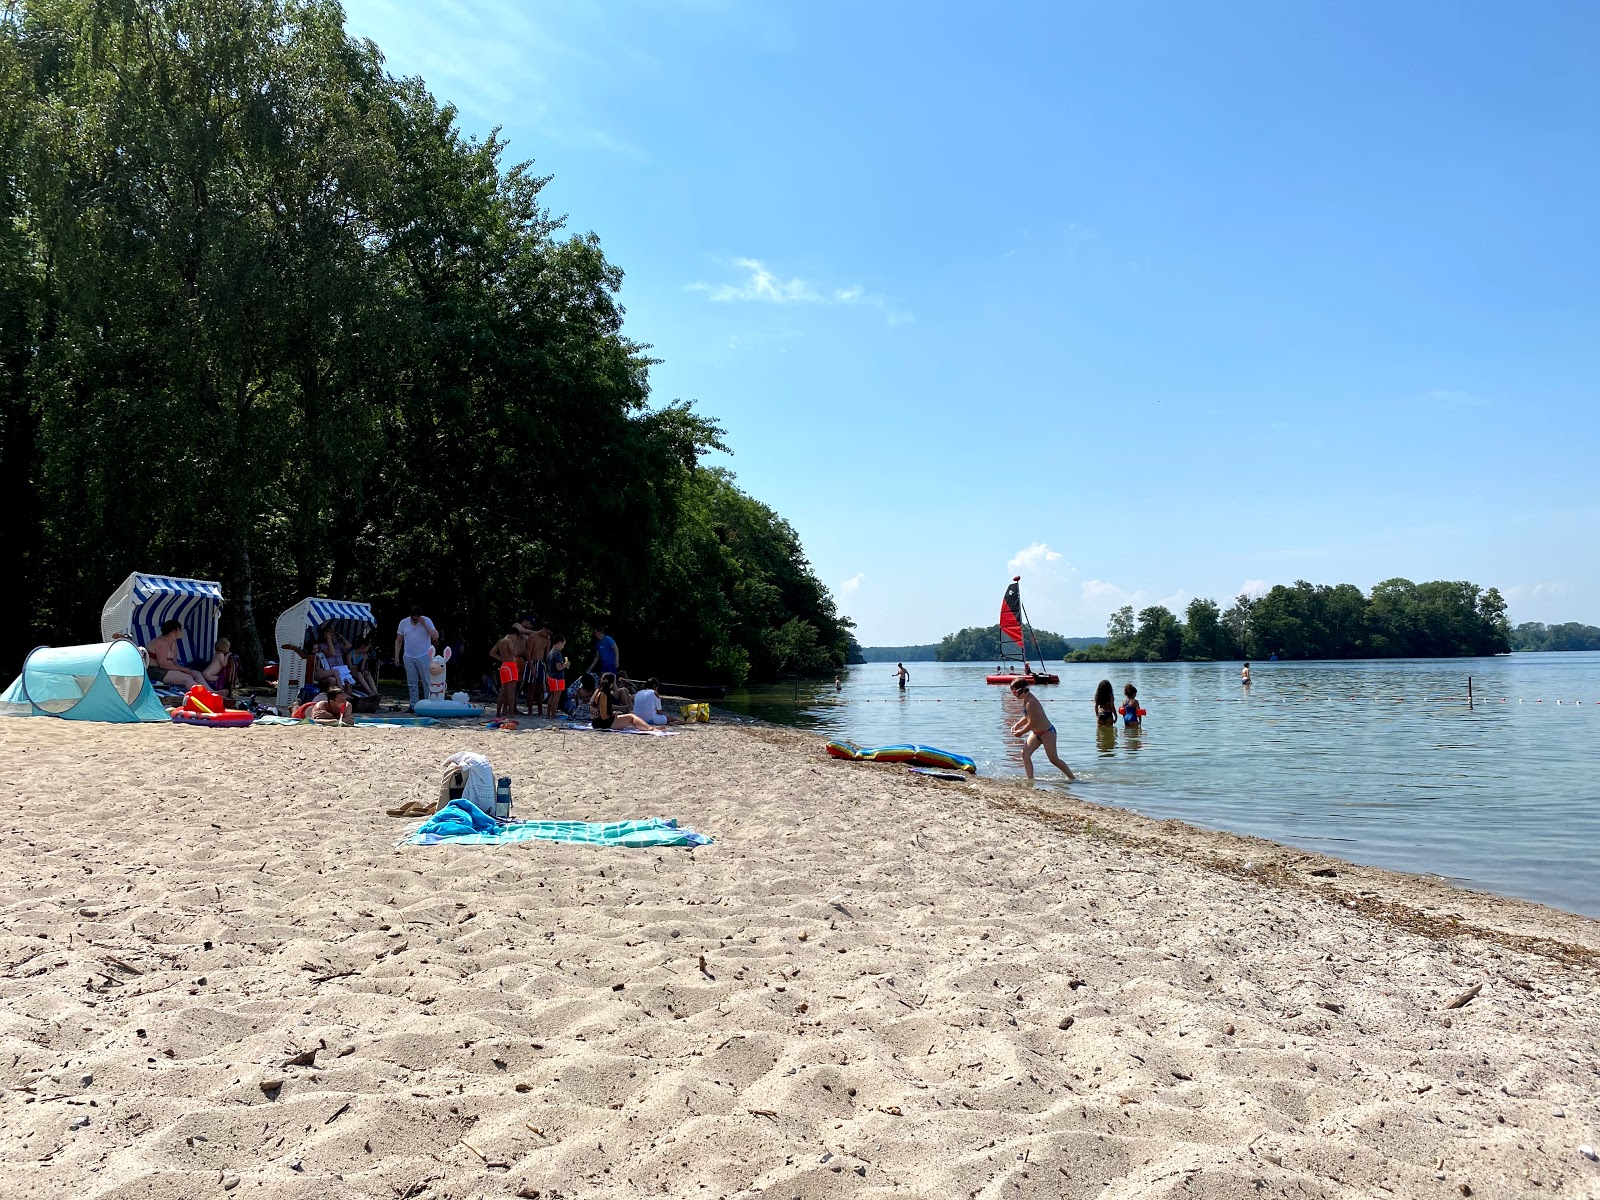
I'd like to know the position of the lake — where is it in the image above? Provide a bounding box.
[720,654,1600,918]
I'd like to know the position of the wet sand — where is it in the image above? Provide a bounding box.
[1,718,1597,1199]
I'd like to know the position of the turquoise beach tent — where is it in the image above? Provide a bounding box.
[0,641,170,722]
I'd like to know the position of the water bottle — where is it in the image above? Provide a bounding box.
[494,776,512,822]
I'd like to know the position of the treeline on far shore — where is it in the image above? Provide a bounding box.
[1068,579,1511,663]
[1509,622,1600,653]
[0,2,852,685]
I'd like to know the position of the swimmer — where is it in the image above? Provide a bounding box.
[1241,662,1252,686]
[894,662,909,690]
[1009,677,1074,780]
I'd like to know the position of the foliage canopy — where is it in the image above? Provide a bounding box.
[0,0,851,683]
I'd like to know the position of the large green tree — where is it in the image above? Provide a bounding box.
[0,0,850,683]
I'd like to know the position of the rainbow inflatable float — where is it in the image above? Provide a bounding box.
[825,739,976,773]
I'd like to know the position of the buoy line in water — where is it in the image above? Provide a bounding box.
[802,695,1600,705]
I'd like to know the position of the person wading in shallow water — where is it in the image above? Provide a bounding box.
[894,662,910,690]
[1009,677,1075,781]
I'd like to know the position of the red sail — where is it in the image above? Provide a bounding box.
[999,577,1026,649]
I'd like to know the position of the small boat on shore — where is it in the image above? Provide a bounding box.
[987,575,1059,685]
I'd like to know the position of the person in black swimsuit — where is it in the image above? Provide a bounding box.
[1093,679,1118,726]
[589,672,654,731]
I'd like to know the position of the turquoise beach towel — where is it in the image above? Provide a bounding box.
[402,799,711,848]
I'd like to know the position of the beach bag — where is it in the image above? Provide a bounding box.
[679,702,710,723]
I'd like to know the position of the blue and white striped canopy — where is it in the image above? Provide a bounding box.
[128,574,224,665]
[306,599,375,628]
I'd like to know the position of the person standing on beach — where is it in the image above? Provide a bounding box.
[488,623,527,718]
[588,624,620,679]
[394,606,439,708]
[516,616,552,715]
[894,662,909,690]
[1009,677,1075,781]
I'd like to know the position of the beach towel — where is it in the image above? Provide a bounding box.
[401,800,711,848]
[565,723,678,737]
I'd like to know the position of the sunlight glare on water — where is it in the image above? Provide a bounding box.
[720,654,1600,917]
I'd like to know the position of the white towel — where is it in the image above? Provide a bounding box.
[441,751,496,813]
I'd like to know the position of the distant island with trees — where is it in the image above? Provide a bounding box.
[858,583,1600,667]
[1508,622,1600,653]
[1070,579,1509,662]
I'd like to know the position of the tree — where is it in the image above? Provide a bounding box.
[1107,606,1134,644]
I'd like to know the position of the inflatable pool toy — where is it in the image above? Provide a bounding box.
[986,672,1061,685]
[172,708,254,727]
[170,684,254,727]
[414,699,484,718]
[825,739,976,773]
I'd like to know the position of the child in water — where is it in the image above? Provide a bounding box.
[1121,683,1142,729]
[1093,679,1118,726]
[1009,677,1075,781]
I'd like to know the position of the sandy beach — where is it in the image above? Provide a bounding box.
[1,717,1597,1200]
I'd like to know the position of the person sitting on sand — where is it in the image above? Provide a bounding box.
[632,677,677,727]
[1093,679,1118,726]
[346,636,379,696]
[318,624,358,689]
[1009,677,1075,780]
[279,638,340,694]
[200,638,234,690]
[590,672,654,732]
[145,620,209,691]
[309,684,354,726]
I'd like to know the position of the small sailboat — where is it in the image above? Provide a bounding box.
[986,575,1060,685]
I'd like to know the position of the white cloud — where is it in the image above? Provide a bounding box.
[1080,579,1131,605]
[1008,542,1063,572]
[1237,579,1269,599]
[689,258,911,324]
[838,572,865,596]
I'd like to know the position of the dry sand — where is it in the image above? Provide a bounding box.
[1,717,1597,1200]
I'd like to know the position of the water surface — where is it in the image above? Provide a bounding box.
[722,655,1600,917]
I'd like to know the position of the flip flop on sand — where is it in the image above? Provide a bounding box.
[385,799,438,818]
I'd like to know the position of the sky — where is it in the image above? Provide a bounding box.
[342,0,1599,644]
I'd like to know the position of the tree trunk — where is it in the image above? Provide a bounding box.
[233,530,266,676]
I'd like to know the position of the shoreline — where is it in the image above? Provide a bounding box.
[1,717,1596,1198]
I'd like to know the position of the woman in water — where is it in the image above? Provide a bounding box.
[1093,679,1118,726]
[1009,678,1075,780]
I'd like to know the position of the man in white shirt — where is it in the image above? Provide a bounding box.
[631,677,675,726]
[394,606,439,707]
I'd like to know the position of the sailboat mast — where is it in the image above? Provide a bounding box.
[1017,588,1041,666]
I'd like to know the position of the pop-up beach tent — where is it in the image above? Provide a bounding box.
[0,641,170,722]
[273,597,376,708]
[101,572,224,667]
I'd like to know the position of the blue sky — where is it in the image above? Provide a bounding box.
[343,0,1599,643]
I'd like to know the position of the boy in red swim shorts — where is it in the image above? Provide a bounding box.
[489,624,526,717]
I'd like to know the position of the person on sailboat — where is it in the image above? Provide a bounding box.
[894,663,910,690]
[1009,678,1075,781]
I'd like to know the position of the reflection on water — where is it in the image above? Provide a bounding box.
[720,655,1600,917]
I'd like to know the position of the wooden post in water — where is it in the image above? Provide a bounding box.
[1468,675,1473,709]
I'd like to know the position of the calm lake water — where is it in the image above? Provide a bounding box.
[722,654,1600,918]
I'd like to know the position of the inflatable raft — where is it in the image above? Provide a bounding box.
[414,699,485,718]
[986,672,1060,685]
[825,740,976,773]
